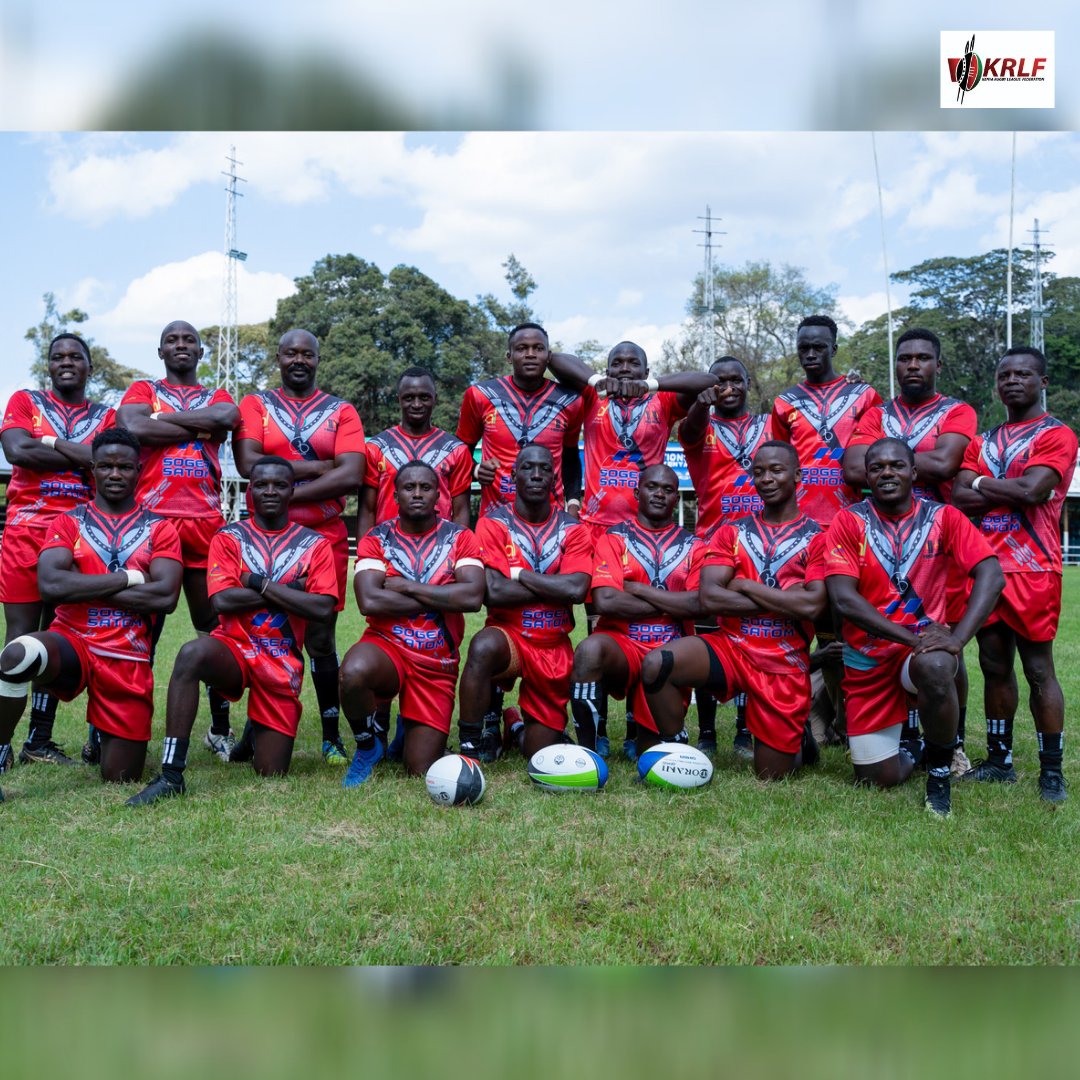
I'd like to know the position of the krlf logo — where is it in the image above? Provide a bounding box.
[940,31,1053,110]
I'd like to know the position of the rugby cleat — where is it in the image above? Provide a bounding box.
[321,738,350,766]
[732,730,754,762]
[19,740,77,766]
[204,729,237,763]
[81,727,101,766]
[622,737,638,764]
[502,706,524,757]
[801,719,820,768]
[343,740,384,788]
[386,716,405,762]
[1039,769,1067,805]
[229,722,255,763]
[0,744,12,774]
[697,732,718,756]
[959,759,1017,784]
[125,772,186,807]
[924,774,952,818]
[595,735,610,759]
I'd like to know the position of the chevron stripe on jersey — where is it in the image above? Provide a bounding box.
[371,426,463,472]
[777,380,874,450]
[847,498,941,605]
[371,519,465,584]
[27,391,112,444]
[257,388,346,460]
[474,378,580,448]
[733,514,821,589]
[150,381,219,414]
[72,503,157,573]
[880,395,964,450]
[609,520,698,588]
[980,414,1064,479]
[485,505,578,574]
[220,520,324,582]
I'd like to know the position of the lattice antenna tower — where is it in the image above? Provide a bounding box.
[1025,218,1051,410]
[694,207,724,369]
[216,147,247,521]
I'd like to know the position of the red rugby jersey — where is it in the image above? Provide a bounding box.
[355,519,483,669]
[456,376,583,515]
[476,505,593,644]
[679,412,772,537]
[579,386,685,527]
[42,504,182,661]
[207,520,338,697]
[593,520,704,647]
[706,514,824,674]
[961,415,1078,576]
[120,380,235,519]
[848,393,977,504]
[237,388,366,528]
[825,499,993,663]
[364,424,472,525]
[771,377,881,526]
[1,389,115,528]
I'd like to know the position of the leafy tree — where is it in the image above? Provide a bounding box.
[477,253,539,336]
[24,292,148,404]
[270,255,505,433]
[198,321,276,399]
[660,260,841,412]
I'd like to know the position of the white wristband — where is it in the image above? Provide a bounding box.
[588,372,605,387]
[644,377,660,393]
[124,569,146,587]
[510,567,523,581]
[40,435,57,449]
[972,475,985,493]
[148,411,161,421]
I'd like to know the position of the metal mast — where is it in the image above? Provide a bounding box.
[216,146,247,521]
[694,207,724,369]
[1026,218,1050,411]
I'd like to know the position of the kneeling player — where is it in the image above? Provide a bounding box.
[0,430,181,796]
[641,442,826,780]
[570,464,703,755]
[127,457,338,805]
[340,462,485,785]
[825,438,1004,817]
[459,444,591,761]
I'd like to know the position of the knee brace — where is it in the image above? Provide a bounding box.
[1,635,49,683]
[643,649,675,694]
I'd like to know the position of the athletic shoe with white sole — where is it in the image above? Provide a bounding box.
[343,740,385,788]
[204,729,237,763]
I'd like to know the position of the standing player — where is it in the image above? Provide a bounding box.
[459,444,592,761]
[116,320,239,762]
[235,329,366,766]
[640,442,826,780]
[844,328,978,772]
[825,438,1003,817]
[678,354,773,756]
[953,348,1078,803]
[125,456,338,805]
[340,462,485,785]
[0,333,115,769]
[570,464,704,756]
[547,340,714,759]
[0,430,182,796]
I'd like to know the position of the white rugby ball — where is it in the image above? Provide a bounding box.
[637,742,714,790]
[528,744,608,793]
[425,754,486,806]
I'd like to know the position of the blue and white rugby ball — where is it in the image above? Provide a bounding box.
[637,743,714,790]
[425,754,486,806]
[528,744,608,792]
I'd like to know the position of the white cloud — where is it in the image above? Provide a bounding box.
[838,292,890,329]
[616,289,643,308]
[68,277,112,313]
[89,252,295,349]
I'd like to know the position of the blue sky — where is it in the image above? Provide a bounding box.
[4,130,1079,411]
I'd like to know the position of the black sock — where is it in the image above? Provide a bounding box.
[207,688,231,736]
[902,707,922,744]
[310,654,341,742]
[490,686,505,723]
[734,693,749,738]
[986,717,1013,765]
[625,707,637,743]
[925,737,956,778]
[597,688,609,741]
[956,706,967,748]
[354,709,386,752]
[26,691,59,747]
[570,680,602,750]
[1037,731,1063,772]
[697,689,717,739]
[0,743,12,771]
[161,736,190,784]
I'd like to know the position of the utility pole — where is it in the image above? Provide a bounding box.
[216,146,247,521]
[693,207,724,369]
[1026,218,1050,411]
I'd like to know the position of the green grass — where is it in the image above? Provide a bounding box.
[2,572,1079,964]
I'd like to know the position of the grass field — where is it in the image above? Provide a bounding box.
[1,570,1078,965]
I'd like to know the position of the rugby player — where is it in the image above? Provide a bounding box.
[116,320,239,763]
[235,329,365,766]
[570,464,703,757]
[0,333,114,769]
[0,429,181,797]
[125,456,338,805]
[678,355,773,757]
[844,327,978,773]
[547,341,713,759]
[460,444,592,761]
[340,462,485,785]
[953,348,1078,803]
[825,438,1004,817]
[641,442,826,780]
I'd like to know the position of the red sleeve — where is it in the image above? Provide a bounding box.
[207,532,243,595]
[475,518,511,576]
[354,532,385,568]
[41,513,78,553]
[942,506,995,576]
[334,403,365,456]
[940,402,977,439]
[453,528,484,566]
[822,511,862,578]
[456,387,484,447]
[684,540,705,591]
[447,442,473,499]
[562,395,584,447]
[1,390,33,435]
[150,519,183,565]
[306,537,340,599]
[769,397,791,443]
[210,387,237,409]
[961,435,986,475]
[363,441,382,489]
[101,406,117,430]
[703,524,737,568]
[1028,426,1079,480]
[847,408,883,448]
[858,386,883,415]
[119,380,154,408]
[237,394,266,446]
[558,523,594,577]
[591,534,624,590]
[803,532,827,584]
